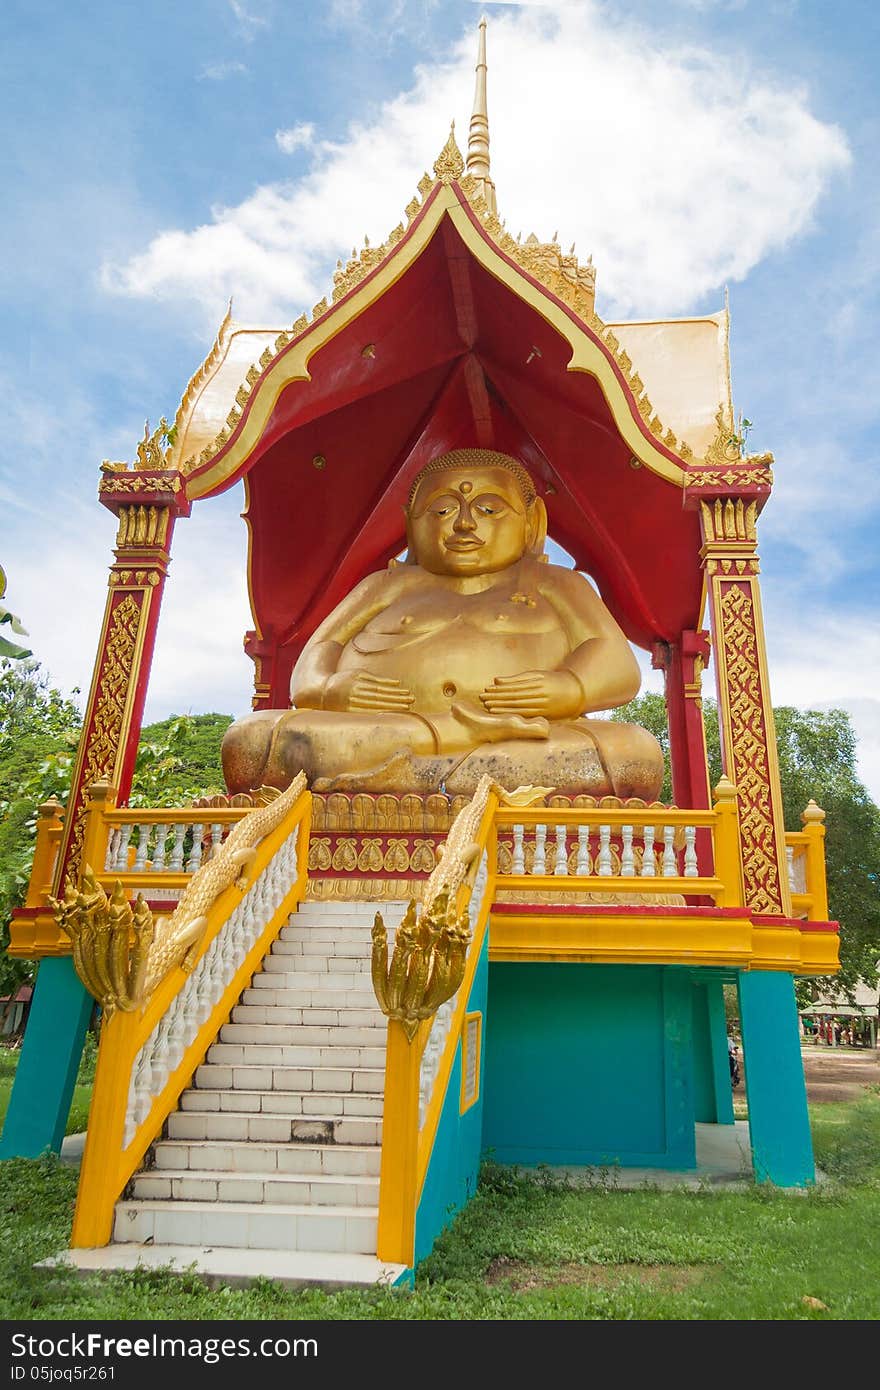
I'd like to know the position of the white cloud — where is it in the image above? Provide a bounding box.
[275,123,315,155]
[103,4,849,327]
[198,60,249,81]
[228,0,268,39]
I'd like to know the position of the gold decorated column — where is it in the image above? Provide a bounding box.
[51,454,191,898]
[700,496,791,916]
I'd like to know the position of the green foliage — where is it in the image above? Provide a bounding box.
[613,695,880,999]
[128,713,232,807]
[0,566,32,662]
[0,662,82,995]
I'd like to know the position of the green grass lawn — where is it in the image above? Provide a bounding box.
[0,1052,877,1320]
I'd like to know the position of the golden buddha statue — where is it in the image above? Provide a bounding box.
[222,449,663,799]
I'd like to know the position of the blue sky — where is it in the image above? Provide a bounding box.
[3,0,879,799]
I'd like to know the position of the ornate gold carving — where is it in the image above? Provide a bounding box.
[408,839,437,873]
[717,583,782,913]
[383,839,411,874]
[49,868,154,1018]
[700,497,758,545]
[135,419,172,471]
[54,775,307,1011]
[308,837,332,872]
[115,505,170,550]
[305,876,419,902]
[99,474,181,497]
[66,594,143,879]
[357,837,385,873]
[331,838,358,872]
[371,893,470,1040]
[686,463,773,490]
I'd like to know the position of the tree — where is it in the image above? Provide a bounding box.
[129,713,233,806]
[0,660,82,994]
[612,695,880,1001]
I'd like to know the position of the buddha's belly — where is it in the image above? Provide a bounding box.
[336,627,570,714]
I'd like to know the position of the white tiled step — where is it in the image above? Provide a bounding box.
[211,1034,386,1061]
[151,1139,381,1176]
[132,1168,380,1207]
[294,903,410,921]
[280,924,392,943]
[231,1003,383,1027]
[243,985,378,1008]
[168,1105,382,1142]
[40,1245,406,1292]
[271,939,375,961]
[251,969,374,990]
[113,1199,378,1254]
[262,955,374,977]
[204,1041,386,1069]
[222,1019,386,1045]
[194,1064,385,1095]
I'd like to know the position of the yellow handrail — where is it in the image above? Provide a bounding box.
[376,786,499,1265]
[70,787,312,1248]
[785,801,828,921]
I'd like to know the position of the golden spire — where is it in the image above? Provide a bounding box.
[466,15,497,215]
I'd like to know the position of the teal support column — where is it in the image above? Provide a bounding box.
[737,969,814,1186]
[692,979,735,1124]
[0,958,92,1158]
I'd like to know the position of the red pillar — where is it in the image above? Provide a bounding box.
[699,496,790,916]
[654,629,712,810]
[52,471,191,894]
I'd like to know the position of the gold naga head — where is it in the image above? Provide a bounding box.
[404,448,548,576]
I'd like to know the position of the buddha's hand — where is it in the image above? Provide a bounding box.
[322,671,416,712]
[479,669,583,720]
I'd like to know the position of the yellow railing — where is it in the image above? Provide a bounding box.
[70,785,312,1247]
[492,777,744,908]
[376,785,499,1266]
[785,801,828,921]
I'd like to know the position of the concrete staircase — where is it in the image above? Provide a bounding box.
[59,901,410,1290]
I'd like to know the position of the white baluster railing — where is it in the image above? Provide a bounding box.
[122,825,302,1145]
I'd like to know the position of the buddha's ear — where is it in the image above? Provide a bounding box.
[526,496,548,556]
[402,509,419,564]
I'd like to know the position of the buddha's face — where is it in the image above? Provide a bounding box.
[407,466,534,576]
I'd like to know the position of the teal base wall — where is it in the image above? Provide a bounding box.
[482,964,696,1169]
[692,979,735,1125]
[413,931,489,1266]
[737,969,815,1186]
[0,958,92,1159]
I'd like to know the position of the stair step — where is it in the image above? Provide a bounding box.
[194,1063,385,1095]
[243,986,378,1008]
[113,1199,378,1254]
[294,903,411,921]
[223,1018,386,1045]
[251,968,374,990]
[151,1139,382,1176]
[260,959,374,979]
[236,1000,383,1023]
[271,939,375,961]
[216,1028,383,1056]
[168,1104,383,1141]
[279,924,395,944]
[205,1042,386,1069]
[132,1168,380,1207]
[39,1245,406,1291]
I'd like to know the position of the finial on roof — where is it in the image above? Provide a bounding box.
[433,123,465,183]
[466,15,497,215]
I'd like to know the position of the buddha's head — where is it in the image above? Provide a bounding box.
[404,449,547,576]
